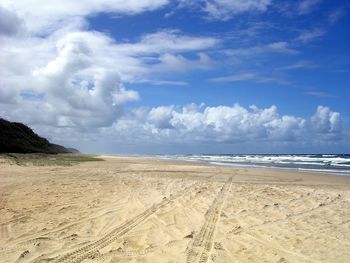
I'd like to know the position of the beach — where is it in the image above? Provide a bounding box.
[1,155,350,263]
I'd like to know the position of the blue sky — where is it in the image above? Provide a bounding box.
[0,0,349,153]
[88,1,350,115]
[88,1,350,117]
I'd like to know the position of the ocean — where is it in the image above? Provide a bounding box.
[158,154,350,176]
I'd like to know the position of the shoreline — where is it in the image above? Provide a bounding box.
[101,154,350,181]
[155,154,350,177]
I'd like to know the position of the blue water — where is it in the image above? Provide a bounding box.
[158,154,350,176]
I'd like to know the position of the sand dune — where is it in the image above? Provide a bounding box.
[1,156,350,262]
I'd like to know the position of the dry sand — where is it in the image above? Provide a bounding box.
[0,155,350,263]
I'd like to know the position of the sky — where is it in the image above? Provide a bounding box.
[0,0,350,154]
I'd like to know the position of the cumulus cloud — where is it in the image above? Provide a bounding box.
[0,6,25,36]
[0,3,219,129]
[148,106,176,129]
[311,106,341,137]
[107,104,342,146]
[4,102,344,152]
[1,30,139,128]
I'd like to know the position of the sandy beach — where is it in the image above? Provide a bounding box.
[1,155,350,263]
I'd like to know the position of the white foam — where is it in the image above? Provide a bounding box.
[166,154,350,175]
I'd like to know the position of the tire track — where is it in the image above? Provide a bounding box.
[0,194,7,211]
[0,188,12,241]
[1,180,184,256]
[0,185,13,211]
[0,224,9,240]
[186,177,232,263]
[93,183,215,261]
[50,182,198,263]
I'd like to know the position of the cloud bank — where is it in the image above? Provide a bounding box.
[111,104,341,144]
[25,103,345,154]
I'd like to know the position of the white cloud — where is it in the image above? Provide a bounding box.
[148,106,176,129]
[154,52,213,72]
[297,0,322,15]
[198,0,271,20]
[328,8,346,25]
[115,30,219,57]
[170,0,273,21]
[296,28,326,43]
[137,79,189,86]
[276,1,323,18]
[0,3,219,129]
[1,0,170,33]
[107,104,343,145]
[4,102,344,152]
[311,106,341,135]
[304,91,337,98]
[225,41,299,57]
[209,73,256,82]
[279,60,318,70]
[209,72,290,85]
[0,5,25,36]
[0,30,139,128]
[0,85,18,104]
[267,42,299,54]
[0,0,275,33]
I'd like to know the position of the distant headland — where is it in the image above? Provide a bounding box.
[0,118,78,154]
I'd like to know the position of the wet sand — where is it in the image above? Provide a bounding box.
[0,155,350,263]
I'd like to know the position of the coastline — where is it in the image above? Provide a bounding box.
[153,154,350,177]
[1,155,349,262]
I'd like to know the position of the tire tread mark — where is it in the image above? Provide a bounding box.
[186,177,232,263]
[52,182,198,263]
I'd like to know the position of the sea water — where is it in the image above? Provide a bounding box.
[158,154,350,176]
